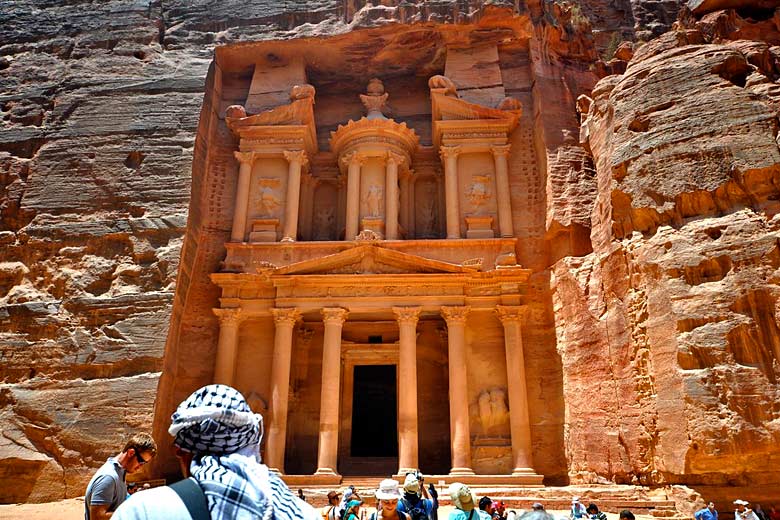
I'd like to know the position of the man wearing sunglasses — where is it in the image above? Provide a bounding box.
[85,432,157,520]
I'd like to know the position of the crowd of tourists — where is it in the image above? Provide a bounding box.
[82,383,779,520]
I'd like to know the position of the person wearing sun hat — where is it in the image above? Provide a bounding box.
[570,497,587,519]
[398,473,438,520]
[371,479,409,520]
[448,483,479,520]
[735,500,760,520]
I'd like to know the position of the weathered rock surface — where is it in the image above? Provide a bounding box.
[553,5,780,508]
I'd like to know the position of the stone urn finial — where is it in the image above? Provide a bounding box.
[360,78,389,120]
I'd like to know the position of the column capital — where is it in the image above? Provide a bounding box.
[386,151,407,168]
[234,151,257,165]
[271,307,302,326]
[341,151,367,168]
[321,307,349,325]
[491,144,511,158]
[283,149,309,168]
[393,306,422,325]
[495,305,528,324]
[213,307,244,326]
[439,145,462,161]
[441,305,471,324]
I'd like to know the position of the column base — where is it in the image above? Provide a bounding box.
[449,467,475,476]
[314,467,339,476]
[512,467,539,476]
[396,467,419,477]
[282,473,343,486]
[280,236,295,242]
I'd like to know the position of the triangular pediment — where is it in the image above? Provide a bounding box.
[275,245,474,276]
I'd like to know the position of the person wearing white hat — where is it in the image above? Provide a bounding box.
[373,478,409,520]
[448,483,479,520]
[735,500,760,520]
[398,473,438,520]
[570,498,587,520]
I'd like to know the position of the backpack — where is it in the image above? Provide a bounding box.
[402,498,429,520]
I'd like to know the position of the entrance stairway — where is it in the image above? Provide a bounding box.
[284,479,688,519]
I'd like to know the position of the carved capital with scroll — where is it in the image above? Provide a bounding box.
[440,305,471,324]
[393,306,422,326]
[271,307,302,326]
[213,307,244,326]
[340,151,367,169]
[386,151,407,168]
[438,145,462,161]
[321,307,349,326]
[234,151,256,166]
[283,149,309,169]
[491,144,511,158]
[495,305,527,324]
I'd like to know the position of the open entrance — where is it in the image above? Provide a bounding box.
[351,365,398,457]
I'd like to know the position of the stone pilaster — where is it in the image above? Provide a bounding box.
[231,151,256,242]
[439,146,461,239]
[282,150,308,242]
[491,145,514,237]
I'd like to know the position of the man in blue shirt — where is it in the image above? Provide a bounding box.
[695,502,719,520]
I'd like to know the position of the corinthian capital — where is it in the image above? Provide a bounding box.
[271,307,302,326]
[440,305,471,324]
[321,307,349,326]
[393,306,421,325]
[491,144,511,158]
[283,149,309,168]
[438,145,461,161]
[386,151,407,168]
[340,151,366,169]
[495,305,527,324]
[213,307,244,326]
[234,151,256,165]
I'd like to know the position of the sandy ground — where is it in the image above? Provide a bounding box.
[0,499,637,520]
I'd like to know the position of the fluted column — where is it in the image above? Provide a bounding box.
[491,145,514,237]
[441,305,474,475]
[212,308,243,385]
[316,307,349,476]
[231,151,255,242]
[439,146,461,239]
[496,305,534,474]
[393,306,422,474]
[343,152,364,240]
[266,307,301,473]
[385,152,403,240]
[282,150,308,242]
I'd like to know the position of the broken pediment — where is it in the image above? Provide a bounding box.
[275,244,476,275]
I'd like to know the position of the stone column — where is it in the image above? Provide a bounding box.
[231,151,255,242]
[316,307,349,476]
[441,305,474,475]
[282,150,307,242]
[495,305,535,474]
[439,146,461,239]
[399,170,411,238]
[300,174,318,241]
[343,152,364,240]
[212,308,243,385]
[266,307,301,473]
[385,152,403,240]
[393,306,422,474]
[491,145,514,237]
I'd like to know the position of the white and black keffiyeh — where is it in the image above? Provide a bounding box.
[169,384,317,520]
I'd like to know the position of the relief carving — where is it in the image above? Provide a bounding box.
[360,78,389,119]
[467,175,492,214]
[255,178,282,217]
[478,388,510,435]
[365,185,383,217]
[314,206,336,240]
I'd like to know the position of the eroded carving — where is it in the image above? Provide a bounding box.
[467,175,492,213]
[360,78,389,119]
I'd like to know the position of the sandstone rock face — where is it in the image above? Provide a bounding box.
[553,5,780,507]
[1,0,776,507]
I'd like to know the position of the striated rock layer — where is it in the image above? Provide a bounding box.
[1,0,777,508]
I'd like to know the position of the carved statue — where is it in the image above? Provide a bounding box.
[290,83,316,101]
[258,186,281,217]
[466,175,491,213]
[420,184,438,237]
[428,75,458,96]
[225,104,247,119]
[366,184,383,217]
[478,388,509,435]
[314,206,335,240]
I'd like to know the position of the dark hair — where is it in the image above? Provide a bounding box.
[480,497,493,511]
[619,511,635,520]
[586,504,599,514]
[122,433,157,456]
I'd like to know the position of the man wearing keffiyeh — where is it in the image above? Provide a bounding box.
[114,384,320,520]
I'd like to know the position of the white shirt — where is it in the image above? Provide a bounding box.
[113,486,192,520]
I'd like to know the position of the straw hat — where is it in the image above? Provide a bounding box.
[403,473,421,493]
[449,483,478,512]
[734,500,749,506]
[376,479,403,500]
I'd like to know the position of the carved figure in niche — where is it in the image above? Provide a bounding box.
[314,206,335,240]
[258,186,281,217]
[360,78,389,119]
[478,388,509,436]
[467,175,492,214]
[420,183,439,237]
[366,185,383,217]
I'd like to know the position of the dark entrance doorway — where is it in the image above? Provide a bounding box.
[350,365,398,458]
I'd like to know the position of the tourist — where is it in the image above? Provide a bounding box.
[755,505,768,520]
[768,505,780,520]
[493,501,508,520]
[570,498,587,519]
[85,432,157,520]
[373,479,408,520]
[398,473,438,520]
[478,497,495,520]
[586,503,607,520]
[531,503,545,512]
[519,511,555,520]
[323,490,342,520]
[341,485,360,518]
[344,499,364,520]
[695,502,718,520]
[735,500,760,520]
[448,483,479,520]
[111,384,318,520]
[619,511,635,520]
